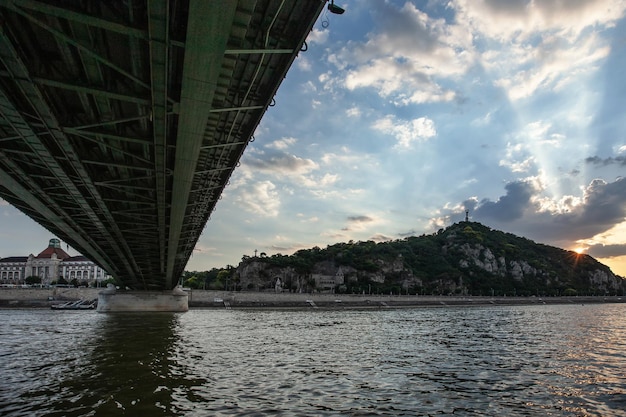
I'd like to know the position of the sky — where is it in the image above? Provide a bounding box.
[2,0,626,277]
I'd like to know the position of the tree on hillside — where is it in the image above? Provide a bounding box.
[184,276,202,289]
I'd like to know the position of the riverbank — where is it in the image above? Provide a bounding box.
[0,288,624,309]
[187,291,625,309]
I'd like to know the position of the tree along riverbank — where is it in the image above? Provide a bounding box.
[0,288,624,309]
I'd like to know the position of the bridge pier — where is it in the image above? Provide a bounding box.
[96,285,188,312]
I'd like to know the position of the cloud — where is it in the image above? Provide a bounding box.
[472,180,538,222]
[455,0,624,41]
[342,214,379,233]
[331,1,623,106]
[489,34,610,101]
[296,56,312,72]
[329,0,625,105]
[372,115,436,148]
[332,2,471,104]
[588,243,626,259]
[344,57,457,104]
[269,243,306,253]
[243,150,318,175]
[398,229,419,238]
[454,0,622,101]
[347,215,374,223]
[235,145,350,204]
[321,149,378,170]
[307,28,329,45]
[575,178,626,229]
[500,153,536,173]
[346,107,361,118]
[454,177,626,245]
[585,156,626,166]
[265,137,297,150]
[498,120,583,179]
[297,172,339,190]
[369,233,392,242]
[233,181,280,217]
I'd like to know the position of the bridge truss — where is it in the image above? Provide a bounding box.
[0,0,324,289]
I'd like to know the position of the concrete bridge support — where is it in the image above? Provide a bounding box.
[96,285,188,312]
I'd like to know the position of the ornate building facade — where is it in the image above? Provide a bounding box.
[0,239,109,286]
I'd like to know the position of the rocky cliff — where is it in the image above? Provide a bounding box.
[235,222,625,296]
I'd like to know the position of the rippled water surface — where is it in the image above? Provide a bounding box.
[1,304,625,416]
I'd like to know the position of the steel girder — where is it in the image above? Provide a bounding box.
[0,0,324,289]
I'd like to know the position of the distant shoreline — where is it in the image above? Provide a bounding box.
[0,288,624,309]
[188,292,625,309]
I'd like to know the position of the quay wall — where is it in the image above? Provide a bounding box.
[0,288,624,308]
[0,288,100,307]
[187,291,625,308]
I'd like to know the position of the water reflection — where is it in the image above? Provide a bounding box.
[1,304,625,416]
[90,313,208,416]
[35,313,204,416]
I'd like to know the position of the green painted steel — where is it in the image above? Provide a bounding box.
[0,0,325,290]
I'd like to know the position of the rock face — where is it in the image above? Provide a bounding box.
[234,222,625,296]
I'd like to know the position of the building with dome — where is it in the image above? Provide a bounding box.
[0,238,109,287]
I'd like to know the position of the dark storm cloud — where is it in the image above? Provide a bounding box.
[516,178,626,243]
[472,181,535,222]
[452,177,626,246]
[571,179,626,236]
[587,243,626,259]
[585,156,626,166]
[463,198,478,213]
[535,178,624,240]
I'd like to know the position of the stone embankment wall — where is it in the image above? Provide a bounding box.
[1,288,624,308]
[188,291,625,308]
[0,288,100,307]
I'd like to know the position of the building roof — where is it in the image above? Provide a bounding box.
[36,239,70,259]
[36,247,70,259]
[0,256,28,263]
[61,256,90,263]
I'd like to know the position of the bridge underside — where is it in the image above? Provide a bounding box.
[0,0,324,290]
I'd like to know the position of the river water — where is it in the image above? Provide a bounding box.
[0,304,625,416]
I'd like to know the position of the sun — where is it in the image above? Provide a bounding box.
[574,247,585,254]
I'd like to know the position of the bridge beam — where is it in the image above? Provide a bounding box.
[0,0,326,293]
[166,1,239,287]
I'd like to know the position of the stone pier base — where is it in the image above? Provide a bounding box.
[96,286,188,312]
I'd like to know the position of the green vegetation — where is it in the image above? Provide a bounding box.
[223,222,625,296]
[182,266,238,290]
[25,275,41,285]
[100,277,119,288]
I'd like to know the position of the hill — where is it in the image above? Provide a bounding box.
[233,222,625,297]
